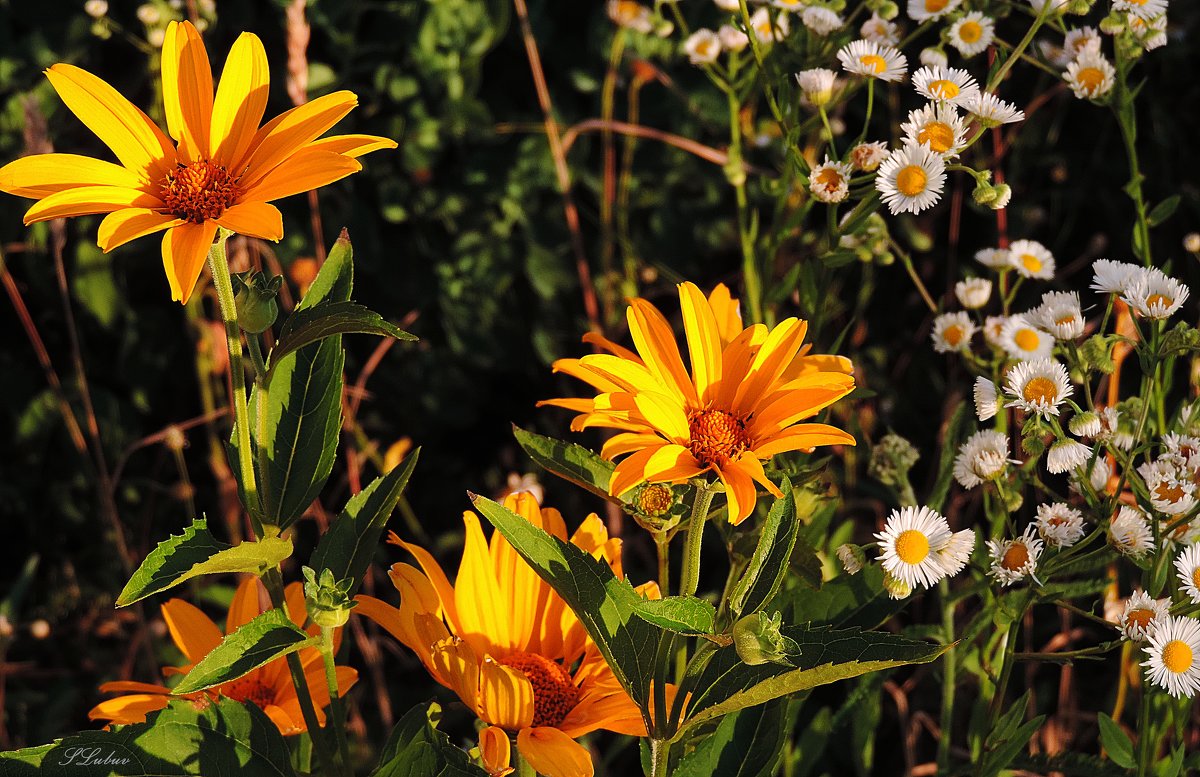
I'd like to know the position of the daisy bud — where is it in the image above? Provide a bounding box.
[972,179,999,206]
[989,184,1012,210]
[724,158,747,188]
[1069,411,1101,438]
[836,543,867,575]
[302,567,358,629]
[1099,14,1125,35]
[919,47,948,69]
[973,377,1000,421]
[1066,0,1094,14]
[1046,439,1092,474]
[956,278,993,309]
[233,271,282,334]
[868,433,920,489]
[1184,233,1200,254]
[850,141,890,172]
[85,0,108,17]
[733,612,800,667]
[875,1,899,21]
[882,571,912,600]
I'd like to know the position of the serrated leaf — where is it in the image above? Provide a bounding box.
[371,702,488,777]
[174,610,313,694]
[268,301,415,376]
[731,481,798,617]
[675,626,946,740]
[512,425,621,505]
[1098,712,1135,769]
[310,450,420,596]
[116,518,292,607]
[634,596,715,635]
[673,700,788,777]
[0,698,295,776]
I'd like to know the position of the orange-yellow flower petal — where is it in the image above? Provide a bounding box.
[678,281,723,402]
[214,201,283,241]
[516,727,593,777]
[753,423,857,457]
[22,185,160,224]
[88,693,171,725]
[479,726,515,777]
[161,598,223,664]
[161,21,214,162]
[719,462,758,525]
[308,134,399,158]
[226,577,265,633]
[456,511,513,652]
[480,659,536,731]
[161,219,219,304]
[0,153,143,199]
[627,298,698,406]
[238,90,358,186]
[97,208,184,252]
[240,149,361,204]
[210,31,270,166]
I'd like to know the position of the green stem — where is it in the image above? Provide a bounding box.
[679,484,716,598]
[724,74,762,325]
[1136,679,1153,777]
[985,2,1052,93]
[650,737,669,777]
[320,625,353,777]
[937,579,956,773]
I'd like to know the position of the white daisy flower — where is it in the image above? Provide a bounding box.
[1035,502,1085,547]
[954,429,1012,488]
[1122,269,1190,319]
[990,184,1012,210]
[975,247,1010,269]
[770,0,805,10]
[608,0,655,33]
[1164,433,1200,459]
[1163,517,1200,548]
[861,13,900,46]
[966,92,1025,126]
[1063,27,1102,62]
[900,102,968,157]
[837,39,908,82]
[908,0,961,22]
[1047,438,1092,474]
[911,66,980,107]
[937,529,976,576]
[1003,358,1072,417]
[1175,544,1200,604]
[875,142,946,215]
[1114,0,1169,21]
[1090,258,1142,294]
[974,377,1000,421]
[1029,290,1084,340]
[948,12,995,57]
[796,68,837,108]
[1095,406,1122,442]
[836,543,866,575]
[983,315,1008,348]
[986,526,1043,586]
[874,506,954,589]
[931,311,977,353]
[1070,457,1111,496]
[920,47,949,69]
[749,7,789,45]
[809,157,853,203]
[1142,615,1200,698]
[849,140,889,171]
[1026,0,1070,13]
[1139,459,1197,516]
[1006,239,1055,279]
[956,278,993,309]
[1065,49,1116,100]
[718,24,750,52]
[998,316,1056,361]
[1068,411,1102,438]
[1110,505,1154,557]
[1130,14,1167,51]
[1118,590,1171,642]
[801,6,843,36]
[684,29,722,64]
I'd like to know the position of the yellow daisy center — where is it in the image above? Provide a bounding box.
[894,529,930,565]
[858,54,887,74]
[958,21,982,43]
[1020,253,1042,273]
[688,409,751,467]
[929,79,960,99]
[896,165,928,196]
[1076,67,1105,94]
[1161,640,1194,674]
[1001,542,1029,571]
[917,121,956,154]
[613,0,641,23]
[942,324,965,347]
[925,0,949,11]
[1022,376,1058,405]
[1013,328,1042,352]
[815,167,844,192]
[1054,314,1076,326]
[498,652,580,728]
[1146,293,1173,309]
[1192,567,1200,590]
[222,676,277,708]
[161,159,239,223]
[696,39,716,57]
[1126,608,1155,632]
[636,483,674,517]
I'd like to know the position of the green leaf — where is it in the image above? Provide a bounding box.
[253,234,352,529]
[1013,752,1133,777]
[512,425,621,505]
[785,565,904,630]
[1147,195,1181,227]
[469,494,660,713]
[174,610,313,694]
[310,450,420,596]
[0,698,295,776]
[673,700,789,777]
[633,596,715,635]
[675,625,946,740]
[730,480,798,618]
[269,301,415,376]
[116,518,292,607]
[927,400,968,513]
[1098,712,1135,769]
[979,715,1045,777]
[371,702,488,777]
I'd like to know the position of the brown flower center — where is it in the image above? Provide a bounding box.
[1001,542,1029,571]
[498,652,580,728]
[1126,608,1154,632]
[1022,376,1058,405]
[222,676,276,709]
[688,409,751,467]
[1155,481,1187,504]
[161,159,239,223]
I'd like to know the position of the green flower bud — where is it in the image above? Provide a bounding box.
[302,566,358,630]
[988,184,1012,210]
[972,180,999,206]
[233,271,282,334]
[1066,0,1094,14]
[882,571,911,600]
[732,612,800,667]
[1099,14,1125,35]
[630,483,684,532]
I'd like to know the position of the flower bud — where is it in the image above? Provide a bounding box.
[302,567,358,629]
[882,571,911,600]
[233,271,281,334]
[989,184,1012,210]
[836,544,866,575]
[732,612,800,667]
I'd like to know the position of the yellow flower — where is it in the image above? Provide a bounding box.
[88,577,357,735]
[0,21,395,303]
[542,283,856,524]
[356,492,657,777]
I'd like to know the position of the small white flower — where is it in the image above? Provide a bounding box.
[1069,411,1102,438]
[801,6,844,36]
[809,157,853,203]
[1122,269,1190,319]
[974,376,1000,421]
[1006,239,1055,279]
[875,142,946,215]
[875,506,954,589]
[1065,49,1116,100]
[608,0,655,33]
[975,247,1010,269]
[85,0,108,17]
[713,0,741,10]
[1095,406,1122,441]
[1026,0,1070,13]
[883,570,913,599]
[954,429,1012,488]
[938,529,976,576]
[1003,359,1072,417]
[796,68,837,108]
[1063,27,1102,62]
[684,29,723,65]
[931,312,977,353]
[861,13,900,46]
[986,526,1043,586]
[900,102,968,158]
[1028,290,1084,340]
[1047,439,1092,474]
[1139,459,1197,516]
[718,24,750,52]
[849,141,889,172]
[989,184,1012,210]
[1118,590,1171,643]
[837,39,908,82]
[1114,0,1169,21]
[1090,258,1142,294]
[998,316,1056,361]
[1175,544,1200,604]
[770,0,805,9]
[136,3,161,25]
[1130,14,1168,51]
[749,7,789,44]
[948,12,995,57]
[1035,503,1085,547]
[956,278,993,309]
[966,92,1025,126]
[919,47,949,69]
[911,66,980,108]
[908,0,961,22]
[1070,457,1111,496]
[1142,615,1200,698]
[1110,506,1154,557]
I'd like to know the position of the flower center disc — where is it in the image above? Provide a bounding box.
[1077,68,1105,94]
[1126,608,1154,631]
[222,676,276,709]
[688,409,750,467]
[498,652,580,728]
[1192,568,1200,590]
[1146,293,1173,309]
[815,168,844,192]
[636,484,674,516]
[959,22,982,43]
[1155,481,1186,504]
[1020,253,1042,272]
[943,324,964,346]
[925,0,949,11]
[162,159,239,223]
[929,79,960,99]
[894,529,930,564]
[1161,640,1194,674]
[896,165,928,196]
[859,54,886,74]
[1013,328,1041,352]
[1001,542,1029,571]
[918,122,955,154]
[1022,376,1058,405]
